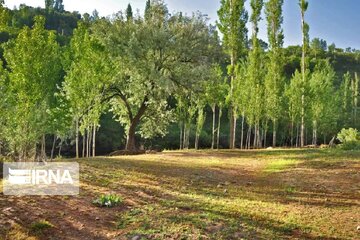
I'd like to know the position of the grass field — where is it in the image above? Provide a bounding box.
[1,149,359,239]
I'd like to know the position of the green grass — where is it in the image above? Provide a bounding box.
[1,148,359,239]
[264,159,301,173]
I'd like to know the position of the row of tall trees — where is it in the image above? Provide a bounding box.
[215,0,359,149]
[0,0,360,161]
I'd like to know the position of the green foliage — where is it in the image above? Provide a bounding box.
[265,0,284,129]
[126,4,133,21]
[92,2,216,149]
[93,194,123,208]
[30,220,54,234]
[217,0,248,59]
[337,128,359,143]
[3,16,61,159]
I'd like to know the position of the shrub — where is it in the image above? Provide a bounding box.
[337,128,359,143]
[30,220,53,234]
[93,194,123,208]
[340,141,360,150]
[337,128,360,150]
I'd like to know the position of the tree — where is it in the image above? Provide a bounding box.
[45,0,54,12]
[339,72,353,128]
[3,16,61,161]
[205,65,227,149]
[145,0,151,21]
[126,4,133,21]
[93,1,216,151]
[299,0,309,147]
[286,70,310,147]
[309,61,337,145]
[63,21,107,158]
[217,0,248,149]
[54,0,64,12]
[311,38,327,57]
[247,0,264,148]
[265,0,284,147]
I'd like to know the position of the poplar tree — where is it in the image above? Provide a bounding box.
[247,0,264,148]
[126,4,133,21]
[309,61,337,145]
[4,16,61,161]
[265,0,284,147]
[299,0,309,147]
[217,0,248,149]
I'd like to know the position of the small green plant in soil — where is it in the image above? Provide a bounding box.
[30,220,53,234]
[93,194,123,207]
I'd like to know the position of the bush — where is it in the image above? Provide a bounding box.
[93,194,123,208]
[340,141,360,150]
[337,128,359,143]
[30,220,53,234]
[337,128,360,150]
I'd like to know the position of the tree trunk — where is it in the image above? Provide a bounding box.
[125,98,148,151]
[241,114,245,149]
[82,132,85,158]
[186,126,190,149]
[296,124,299,148]
[75,118,79,159]
[300,8,306,148]
[211,105,216,149]
[195,133,199,150]
[51,135,56,161]
[92,123,96,157]
[290,121,294,147]
[272,119,277,147]
[229,108,235,149]
[183,123,188,149]
[58,140,63,157]
[179,122,183,150]
[247,126,252,149]
[41,135,46,161]
[217,107,222,150]
[263,126,267,148]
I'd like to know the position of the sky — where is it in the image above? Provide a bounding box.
[4,0,360,49]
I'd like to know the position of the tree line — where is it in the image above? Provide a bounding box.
[0,0,359,161]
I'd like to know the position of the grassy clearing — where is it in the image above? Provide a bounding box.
[0,149,359,239]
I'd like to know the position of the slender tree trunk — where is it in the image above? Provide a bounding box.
[240,114,245,150]
[217,107,222,150]
[75,118,79,159]
[51,135,56,161]
[41,135,46,160]
[58,140,63,157]
[296,124,299,148]
[229,50,236,149]
[92,123,96,157]
[247,126,252,149]
[272,119,277,147]
[82,132,86,158]
[290,121,294,147]
[195,133,199,150]
[179,122,183,150]
[234,116,237,148]
[86,127,89,158]
[300,6,306,148]
[263,124,267,148]
[253,125,256,149]
[186,126,190,149]
[211,105,216,149]
[183,123,187,149]
[58,139,63,157]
